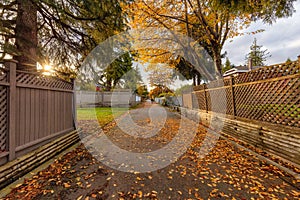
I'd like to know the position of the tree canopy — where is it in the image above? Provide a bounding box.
[0,0,128,70]
[1,0,296,80]
[128,0,296,78]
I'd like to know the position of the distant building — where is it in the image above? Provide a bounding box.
[223,59,262,77]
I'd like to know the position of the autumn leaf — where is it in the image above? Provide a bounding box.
[63,183,71,188]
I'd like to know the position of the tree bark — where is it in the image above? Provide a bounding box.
[196,73,201,85]
[212,47,223,79]
[14,0,38,71]
[192,75,196,86]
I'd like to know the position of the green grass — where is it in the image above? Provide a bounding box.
[77,107,128,127]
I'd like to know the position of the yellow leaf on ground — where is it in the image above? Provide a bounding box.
[63,183,71,188]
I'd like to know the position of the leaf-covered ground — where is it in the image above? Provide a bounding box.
[2,103,300,200]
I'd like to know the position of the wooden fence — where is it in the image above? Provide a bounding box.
[76,90,141,107]
[0,61,76,166]
[182,58,300,165]
[184,59,300,128]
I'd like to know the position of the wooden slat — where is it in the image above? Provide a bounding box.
[30,89,35,141]
[25,88,30,144]
[34,90,40,140]
[8,61,16,161]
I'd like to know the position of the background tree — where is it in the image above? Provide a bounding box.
[175,84,193,95]
[149,86,173,99]
[98,52,133,91]
[121,65,143,91]
[222,57,233,73]
[245,38,271,66]
[147,64,173,88]
[285,57,292,64]
[136,84,149,99]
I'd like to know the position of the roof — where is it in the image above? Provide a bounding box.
[223,65,263,77]
[235,65,249,70]
[223,67,248,77]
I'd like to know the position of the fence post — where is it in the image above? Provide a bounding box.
[203,84,208,113]
[191,92,195,109]
[5,60,17,161]
[229,76,236,117]
[101,91,104,107]
[71,79,77,129]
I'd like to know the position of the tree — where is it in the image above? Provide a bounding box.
[128,0,295,78]
[136,84,148,99]
[222,57,233,73]
[149,86,173,98]
[14,0,37,71]
[99,52,133,91]
[216,0,296,24]
[1,0,128,71]
[121,65,143,91]
[285,57,292,64]
[175,84,193,95]
[245,38,271,66]
[147,64,173,88]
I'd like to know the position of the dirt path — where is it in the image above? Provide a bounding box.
[2,102,300,199]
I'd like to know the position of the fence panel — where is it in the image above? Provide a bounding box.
[0,61,75,165]
[76,90,139,107]
[195,91,206,110]
[182,93,193,109]
[233,62,300,128]
[14,71,74,150]
[182,60,300,165]
[189,60,300,128]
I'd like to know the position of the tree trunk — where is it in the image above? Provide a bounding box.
[196,73,201,85]
[14,0,38,71]
[192,75,196,86]
[212,49,223,79]
[106,78,112,91]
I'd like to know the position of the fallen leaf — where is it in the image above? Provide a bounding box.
[63,183,71,188]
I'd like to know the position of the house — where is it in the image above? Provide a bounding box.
[223,59,262,77]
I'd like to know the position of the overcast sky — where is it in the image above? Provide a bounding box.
[223,1,300,66]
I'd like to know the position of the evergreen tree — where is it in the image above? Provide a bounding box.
[99,52,134,91]
[222,57,233,73]
[121,65,143,91]
[285,57,292,64]
[0,0,128,71]
[245,38,271,66]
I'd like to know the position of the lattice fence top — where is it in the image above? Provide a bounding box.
[193,61,299,90]
[16,71,73,90]
[234,61,299,84]
[193,85,206,91]
[0,67,8,82]
[193,77,232,91]
[207,78,231,88]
